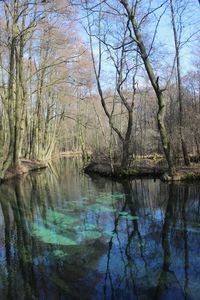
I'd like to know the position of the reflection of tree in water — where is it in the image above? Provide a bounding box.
[103,181,199,300]
[1,172,62,297]
[155,185,184,300]
[0,166,106,300]
[0,180,38,299]
[104,181,148,300]
[0,163,200,300]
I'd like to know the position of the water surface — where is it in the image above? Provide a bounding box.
[0,158,199,300]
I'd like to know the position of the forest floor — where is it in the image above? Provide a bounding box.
[53,151,83,158]
[1,151,83,182]
[84,159,200,182]
[52,151,92,159]
[3,159,47,181]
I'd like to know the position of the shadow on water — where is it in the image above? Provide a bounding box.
[0,158,199,299]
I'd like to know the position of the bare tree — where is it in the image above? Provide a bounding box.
[119,0,175,175]
[170,0,190,166]
[84,0,139,171]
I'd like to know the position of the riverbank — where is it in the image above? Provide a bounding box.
[84,161,166,179]
[52,150,92,159]
[84,160,200,182]
[0,151,84,182]
[1,159,47,182]
[53,151,83,158]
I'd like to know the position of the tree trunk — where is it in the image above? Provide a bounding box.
[121,140,130,170]
[120,0,175,175]
[170,0,190,166]
[194,135,200,157]
[14,47,22,166]
[121,110,133,171]
[1,36,16,177]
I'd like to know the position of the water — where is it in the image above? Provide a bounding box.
[0,158,199,300]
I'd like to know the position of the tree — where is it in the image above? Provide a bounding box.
[170,0,190,166]
[84,0,139,171]
[0,0,90,179]
[119,0,175,175]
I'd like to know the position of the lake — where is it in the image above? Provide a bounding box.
[0,158,199,300]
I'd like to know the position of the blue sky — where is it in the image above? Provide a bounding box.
[78,0,200,88]
[145,0,200,73]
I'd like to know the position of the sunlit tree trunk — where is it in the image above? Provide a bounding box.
[120,0,175,175]
[170,0,190,166]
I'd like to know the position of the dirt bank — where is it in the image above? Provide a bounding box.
[2,159,47,182]
[84,161,200,182]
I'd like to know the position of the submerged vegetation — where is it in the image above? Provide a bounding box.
[0,0,199,297]
[30,192,126,246]
[0,0,200,297]
[0,0,199,181]
[0,158,199,299]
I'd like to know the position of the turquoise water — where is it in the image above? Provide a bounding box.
[0,158,199,299]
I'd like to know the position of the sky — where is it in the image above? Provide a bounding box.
[155,0,200,74]
[76,0,200,86]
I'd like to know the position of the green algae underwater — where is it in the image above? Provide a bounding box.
[30,192,138,247]
[0,157,200,300]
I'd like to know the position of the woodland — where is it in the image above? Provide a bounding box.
[0,0,199,180]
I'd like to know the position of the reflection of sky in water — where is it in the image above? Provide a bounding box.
[154,209,164,221]
[0,158,199,299]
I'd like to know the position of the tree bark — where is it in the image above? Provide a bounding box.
[170,0,190,166]
[121,110,133,170]
[120,0,175,175]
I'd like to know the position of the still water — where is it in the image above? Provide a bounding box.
[0,158,199,300]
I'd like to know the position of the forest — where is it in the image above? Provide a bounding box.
[0,0,199,181]
[0,1,200,300]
